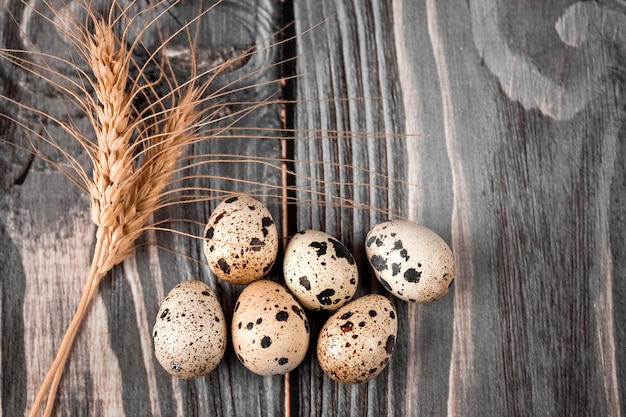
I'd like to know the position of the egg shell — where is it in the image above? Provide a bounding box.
[365,220,456,303]
[232,280,310,376]
[153,280,227,379]
[317,294,397,384]
[203,195,278,284]
[283,230,359,311]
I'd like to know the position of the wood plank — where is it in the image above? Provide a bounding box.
[292,1,424,416]
[0,0,286,415]
[293,0,625,416]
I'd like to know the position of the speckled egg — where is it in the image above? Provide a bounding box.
[232,280,310,375]
[203,195,278,285]
[365,220,456,303]
[283,230,359,312]
[153,280,227,379]
[317,294,397,384]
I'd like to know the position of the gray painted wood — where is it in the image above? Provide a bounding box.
[1,0,625,416]
[293,0,626,416]
[1,0,286,416]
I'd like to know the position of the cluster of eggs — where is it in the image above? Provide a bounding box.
[152,195,456,383]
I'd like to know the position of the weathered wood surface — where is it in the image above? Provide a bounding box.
[1,0,625,416]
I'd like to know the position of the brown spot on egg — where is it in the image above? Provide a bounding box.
[261,336,272,348]
[328,238,355,265]
[404,268,421,283]
[299,276,311,290]
[309,241,328,257]
[317,288,335,306]
[340,321,354,333]
[217,258,230,274]
[213,211,228,224]
[370,255,387,272]
[340,311,353,320]
[250,237,264,252]
[385,335,395,354]
[291,305,303,318]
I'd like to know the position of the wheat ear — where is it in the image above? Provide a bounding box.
[28,19,203,417]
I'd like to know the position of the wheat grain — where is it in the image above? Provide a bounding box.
[86,20,138,273]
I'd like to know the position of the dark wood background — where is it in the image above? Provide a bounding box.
[1,0,625,416]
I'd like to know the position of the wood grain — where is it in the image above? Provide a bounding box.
[293,0,626,416]
[1,0,625,416]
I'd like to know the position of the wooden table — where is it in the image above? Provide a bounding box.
[1,0,624,415]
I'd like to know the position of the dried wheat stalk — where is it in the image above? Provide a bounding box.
[28,13,206,417]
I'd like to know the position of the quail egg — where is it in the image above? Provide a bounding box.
[317,294,397,383]
[153,280,227,379]
[365,220,456,303]
[203,195,278,285]
[283,230,358,311]
[232,280,310,375]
